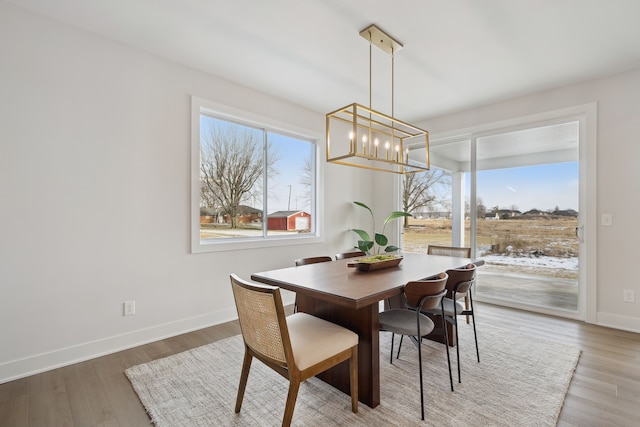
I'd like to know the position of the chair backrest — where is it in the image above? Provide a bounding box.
[445,264,476,296]
[403,273,448,310]
[427,245,471,258]
[294,256,333,266]
[230,274,292,368]
[335,251,366,260]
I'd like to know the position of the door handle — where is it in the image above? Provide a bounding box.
[575,225,584,242]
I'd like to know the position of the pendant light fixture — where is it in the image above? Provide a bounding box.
[326,24,430,174]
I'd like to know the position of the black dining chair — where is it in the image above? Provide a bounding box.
[428,245,472,323]
[292,256,333,312]
[378,273,451,420]
[294,256,333,266]
[335,251,366,260]
[421,264,479,384]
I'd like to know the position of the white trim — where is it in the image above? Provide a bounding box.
[581,103,598,324]
[596,312,640,334]
[475,296,584,321]
[1,307,232,384]
[190,96,324,253]
[451,172,465,246]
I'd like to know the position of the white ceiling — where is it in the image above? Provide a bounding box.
[8,0,640,123]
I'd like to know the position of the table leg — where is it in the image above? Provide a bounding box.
[428,314,457,346]
[295,294,380,408]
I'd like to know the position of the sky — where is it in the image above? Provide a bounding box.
[267,133,313,212]
[274,157,581,214]
[470,162,579,212]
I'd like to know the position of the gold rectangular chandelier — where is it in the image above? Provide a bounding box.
[326,24,430,174]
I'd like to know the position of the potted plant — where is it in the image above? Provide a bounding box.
[351,201,412,255]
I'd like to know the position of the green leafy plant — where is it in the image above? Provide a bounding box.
[351,201,412,255]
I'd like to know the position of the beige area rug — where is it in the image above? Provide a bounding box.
[126,323,580,426]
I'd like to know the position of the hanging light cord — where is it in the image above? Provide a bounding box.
[369,31,372,110]
[391,47,395,118]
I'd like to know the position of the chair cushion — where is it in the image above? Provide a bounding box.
[286,312,358,371]
[421,297,464,317]
[379,309,435,336]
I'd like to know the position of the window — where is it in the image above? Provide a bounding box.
[401,167,455,253]
[191,97,321,253]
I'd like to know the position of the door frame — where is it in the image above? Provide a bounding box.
[427,103,597,322]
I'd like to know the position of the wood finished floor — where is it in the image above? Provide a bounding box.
[1,303,639,426]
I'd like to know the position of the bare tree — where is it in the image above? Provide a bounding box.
[476,197,487,219]
[200,183,216,212]
[402,169,450,227]
[298,157,312,210]
[200,123,279,228]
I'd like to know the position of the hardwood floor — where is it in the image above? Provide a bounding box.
[1,303,639,426]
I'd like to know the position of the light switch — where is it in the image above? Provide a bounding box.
[601,214,613,226]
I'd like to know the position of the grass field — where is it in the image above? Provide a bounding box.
[403,216,579,279]
[404,216,578,255]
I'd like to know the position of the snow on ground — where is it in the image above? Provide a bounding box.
[481,253,578,270]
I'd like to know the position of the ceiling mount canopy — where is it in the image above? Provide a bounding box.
[326,24,429,174]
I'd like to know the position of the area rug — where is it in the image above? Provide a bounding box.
[125,323,580,426]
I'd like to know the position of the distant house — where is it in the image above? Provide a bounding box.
[523,209,546,216]
[552,209,579,217]
[267,210,311,231]
[521,209,578,218]
[412,211,451,219]
[199,205,262,224]
[200,207,216,224]
[502,209,521,218]
[235,205,263,224]
[486,209,521,220]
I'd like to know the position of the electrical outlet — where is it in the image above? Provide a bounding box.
[623,290,635,303]
[123,300,136,316]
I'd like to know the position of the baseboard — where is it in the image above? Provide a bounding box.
[0,307,239,384]
[596,311,640,334]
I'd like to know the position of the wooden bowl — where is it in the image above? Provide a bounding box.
[347,255,403,271]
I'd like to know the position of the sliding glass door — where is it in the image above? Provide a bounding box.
[473,122,579,313]
[403,111,591,319]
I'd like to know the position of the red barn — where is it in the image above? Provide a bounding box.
[267,210,311,231]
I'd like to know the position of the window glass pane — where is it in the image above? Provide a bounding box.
[402,167,453,253]
[266,132,314,236]
[199,115,264,240]
[473,122,580,313]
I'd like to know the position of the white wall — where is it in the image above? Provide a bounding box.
[0,3,374,382]
[420,68,640,332]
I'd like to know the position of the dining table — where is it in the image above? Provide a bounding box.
[250,252,475,408]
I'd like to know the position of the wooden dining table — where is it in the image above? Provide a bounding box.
[250,252,473,408]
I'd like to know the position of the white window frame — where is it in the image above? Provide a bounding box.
[191,96,323,253]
